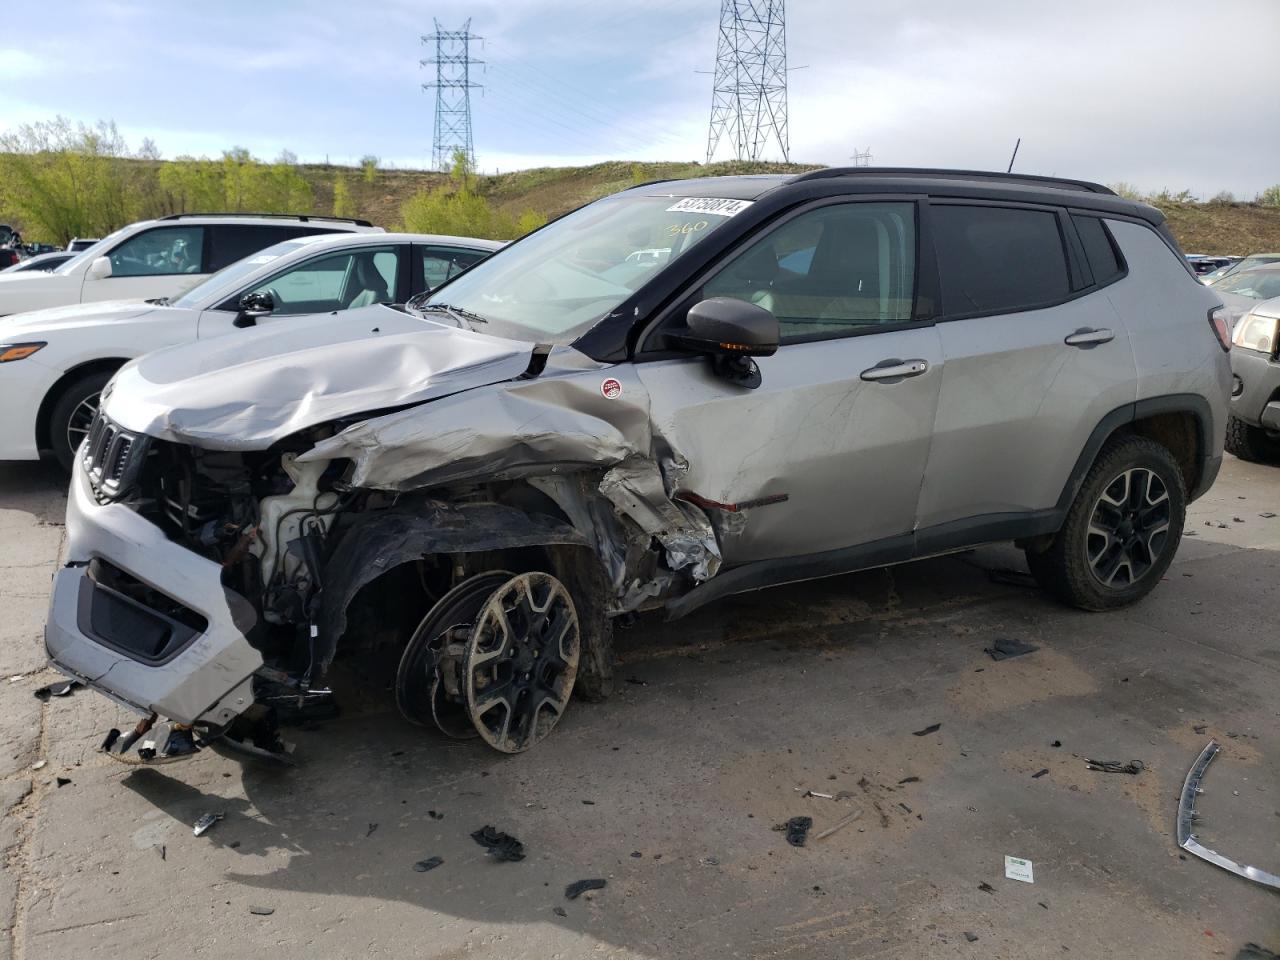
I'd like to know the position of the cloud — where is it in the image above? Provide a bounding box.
[0,49,47,79]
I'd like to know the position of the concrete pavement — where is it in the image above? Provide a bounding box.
[1,456,1276,959]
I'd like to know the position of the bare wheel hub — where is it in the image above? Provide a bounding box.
[1085,466,1171,589]
[463,572,580,754]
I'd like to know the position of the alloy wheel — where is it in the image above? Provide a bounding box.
[1085,467,1171,589]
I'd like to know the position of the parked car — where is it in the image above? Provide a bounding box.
[43,169,1229,762]
[24,243,62,256]
[0,231,498,470]
[1188,255,1234,276]
[1226,295,1280,463]
[0,214,382,318]
[0,251,77,274]
[1208,264,1280,328]
[65,238,100,252]
[0,249,19,271]
[1201,252,1280,284]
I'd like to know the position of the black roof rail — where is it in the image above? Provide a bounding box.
[791,167,1116,196]
[158,212,375,226]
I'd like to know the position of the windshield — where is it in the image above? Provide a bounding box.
[1212,269,1280,300]
[54,226,131,275]
[170,239,311,308]
[414,193,751,343]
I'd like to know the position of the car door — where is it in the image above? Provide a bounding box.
[914,202,1138,544]
[196,244,406,338]
[637,199,943,566]
[412,243,492,295]
[80,225,208,303]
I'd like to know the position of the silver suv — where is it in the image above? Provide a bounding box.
[45,169,1231,760]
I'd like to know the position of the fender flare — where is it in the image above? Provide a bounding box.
[317,502,590,671]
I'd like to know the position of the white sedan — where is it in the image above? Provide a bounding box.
[0,231,500,469]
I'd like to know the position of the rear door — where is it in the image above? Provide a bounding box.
[205,223,345,274]
[638,198,943,565]
[915,201,1137,543]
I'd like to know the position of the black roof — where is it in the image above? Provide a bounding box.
[631,167,1163,225]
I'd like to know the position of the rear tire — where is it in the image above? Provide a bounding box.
[48,371,113,473]
[1224,414,1280,464]
[1025,436,1186,611]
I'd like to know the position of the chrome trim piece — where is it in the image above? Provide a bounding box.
[1176,740,1280,890]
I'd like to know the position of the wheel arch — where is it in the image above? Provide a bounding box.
[35,357,129,453]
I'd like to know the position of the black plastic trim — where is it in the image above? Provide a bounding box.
[76,572,207,667]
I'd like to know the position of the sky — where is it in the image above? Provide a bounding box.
[2,0,1277,197]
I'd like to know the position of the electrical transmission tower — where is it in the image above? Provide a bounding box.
[705,0,790,164]
[421,19,483,171]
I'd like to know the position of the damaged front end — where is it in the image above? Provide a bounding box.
[47,345,727,759]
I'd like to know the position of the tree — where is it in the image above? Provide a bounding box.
[400,152,537,240]
[1260,185,1280,207]
[332,175,357,219]
[360,155,379,184]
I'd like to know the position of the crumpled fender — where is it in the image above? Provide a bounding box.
[318,501,589,671]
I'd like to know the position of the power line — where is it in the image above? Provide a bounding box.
[706,0,790,163]
[421,19,483,171]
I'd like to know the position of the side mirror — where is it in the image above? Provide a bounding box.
[670,297,779,389]
[86,256,111,281]
[234,291,275,328]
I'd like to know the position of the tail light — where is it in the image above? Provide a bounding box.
[1208,306,1231,352]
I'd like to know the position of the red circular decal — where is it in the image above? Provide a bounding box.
[601,377,622,399]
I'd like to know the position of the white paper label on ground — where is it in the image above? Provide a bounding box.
[1004,855,1034,883]
[666,197,753,217]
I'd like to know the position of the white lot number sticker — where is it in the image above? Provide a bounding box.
[1004,855,1034,883]
[666,197,754,217]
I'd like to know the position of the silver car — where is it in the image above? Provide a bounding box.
[44,169,1231,760]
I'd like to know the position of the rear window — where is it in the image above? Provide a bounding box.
[933,205,1070,316]
[206,224,343,272]
[1073,215,1125,286]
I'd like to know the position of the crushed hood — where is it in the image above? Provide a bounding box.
[103,305,536,449]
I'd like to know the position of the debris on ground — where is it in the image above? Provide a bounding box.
[413,856,444,873]
[800,789,835,800]
[1031,768,1049,779]
[1051,740,1062,748]
[1084,758,1144,775]
[553,906,568,917]
[984,637,1039,661]
[811,808,863,842]
[985,568,1039,588]
[1004,855,1034,883]
[31,760,46,771]
[1234,944,1280,960]
[1260,512,1277,519]
[564,878,607,900]
[365,822,378,837]
[912,723,942,737]
[1234,517,1245,523]
[630,851,642,858]
[624,676,648,686]
[1193,724,1207,735]
[55,777,71,788]
[898,776,920,784]
[964,932,980,942]
[428,810,444,820]
[471,825,526,862]
[156,844,165,861]
[774,816,813,847]
[249,906,275,916]
[33,679,82,700]
[978,881,995,894]
[193,812,224,837]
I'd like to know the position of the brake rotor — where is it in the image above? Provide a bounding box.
[395,571,511,738]
[463,572,580,754]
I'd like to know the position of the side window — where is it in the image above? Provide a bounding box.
[244,246,400,315]
[419,246,488,291]
[207,225,345,272]
[1072,215,1125,286]
[700,202,917,342]
[933,205,1069,316]
[106,226,205,277]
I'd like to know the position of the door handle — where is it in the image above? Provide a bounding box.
[860,358,930,382]
[1064,328,1115,347]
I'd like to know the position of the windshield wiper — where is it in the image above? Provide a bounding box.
[415,302,489,325]
[146,296,171,306]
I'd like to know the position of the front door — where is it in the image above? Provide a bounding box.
[638,199,943,566]
[80,225,208,304]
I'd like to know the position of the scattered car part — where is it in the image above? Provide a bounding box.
[984,638,1039,660]
[471,825,525,862]
[1177,740,1280,890]
[1085,758,1144,774]
[249,906,275,916]
[1032,768,1049,779]
[912,723,942,737]
[774,816,813,847]
[564,878,607,900]
[33,679,81,700]
[413,856,444,873]
[193,812,224,837]
[811,807,863,842]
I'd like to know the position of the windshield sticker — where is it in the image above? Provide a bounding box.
[665,197,753,217]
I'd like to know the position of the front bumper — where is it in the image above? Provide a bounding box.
[44,460,263,726]
[1230,346,1280,429]
[0,357,58,460]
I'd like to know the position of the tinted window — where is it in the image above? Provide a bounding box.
[701,201,917,342]
[106,226,205,277]
[934,206,1069,316]
[419,245,488,291]
[207,224,342,272]
[244,246,400,314]
[1073,215,1124,285]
